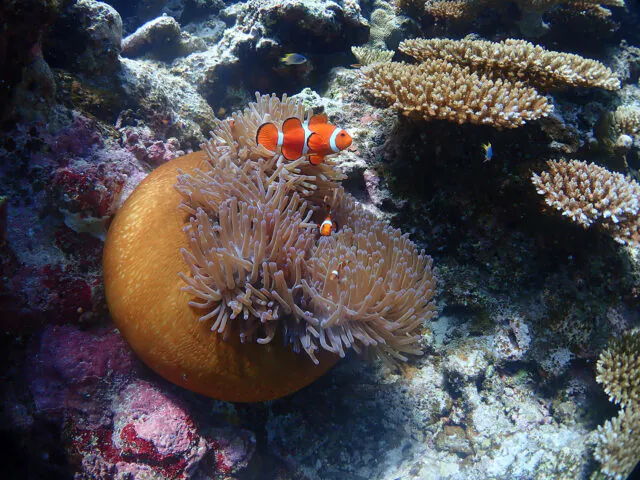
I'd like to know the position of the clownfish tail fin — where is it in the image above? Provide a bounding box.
[256,123,279,152]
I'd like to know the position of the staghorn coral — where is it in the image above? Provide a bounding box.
[406,0,624,19]
[531,159,640,245]
[103,93,438,400]
[594,332,640,479]
[360,60,552,128]
[594,408,640,480]
[425,0,470,19]
[400,38,621,91]
[351,46,394,66]
[613,105,640,138]
[596,332,640,408]
[519,0,625,9]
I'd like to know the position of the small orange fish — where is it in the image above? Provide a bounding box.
[329,260,352,281]
[256,114,352,165]
[319,210,338,236]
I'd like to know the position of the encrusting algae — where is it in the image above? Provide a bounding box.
[103,93,437,402]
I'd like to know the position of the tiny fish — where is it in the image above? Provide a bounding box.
[280,53,307,65]
[256,114,352,165]
[329,260,352,281]
[319,210,338,236]
[482,142,493,162]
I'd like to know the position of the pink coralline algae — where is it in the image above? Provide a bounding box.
[52,163,128,219]
[49,114,104,160]
[110,381,207,478]
[123,127,184,165]
[27,325,255,478]
[28,325,138,424]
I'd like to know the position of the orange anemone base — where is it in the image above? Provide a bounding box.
[103,151,339,402]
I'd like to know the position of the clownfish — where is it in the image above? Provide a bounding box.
[482,142,493,162]
[256,114,353,165]
[319,211,338,236]
[329,260,352,281]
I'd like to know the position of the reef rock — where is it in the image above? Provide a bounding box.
[46,0,123,76]
[172,0,368,102]
[122,15,206,60]
[119,57,217,145]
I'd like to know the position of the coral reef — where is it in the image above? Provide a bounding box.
[400,0,626,37]
[122,15,206,60]
[531,159,640,245]
[594,332,640,479]
[360,60,553,128]
[1,0,640,477]
[351,45,394,65]
[400,38,621,91]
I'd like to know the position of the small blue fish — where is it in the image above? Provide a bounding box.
[280,53,307,65]
[482,142,493,162]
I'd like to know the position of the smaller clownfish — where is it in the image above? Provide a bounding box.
[329,260,352,281]
[482,142,493,162]
[319,210,338,237]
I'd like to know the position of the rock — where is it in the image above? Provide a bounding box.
[435,425,473,457]
[443,347,489,391]
[122,15,206,60]
[72,0,123,75]
[172,0,368,103]
[119,57,217,145]
[0,0,61,121]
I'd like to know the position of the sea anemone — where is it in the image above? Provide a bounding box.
[103,93,437,402]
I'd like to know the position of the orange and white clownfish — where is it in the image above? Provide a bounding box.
[255,114,352,165]
[319,211,338,236]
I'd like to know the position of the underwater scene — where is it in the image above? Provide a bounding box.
[1,0,640,479]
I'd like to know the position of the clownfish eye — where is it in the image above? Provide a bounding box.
[339,132,346,137]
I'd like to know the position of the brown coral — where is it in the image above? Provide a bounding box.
[531,159,640,245]
[594,408,640,480]
[596,332,640,408]
[594,331,640,479]
[613,105,640,138]
[399,38,621,91]
[360,60,552,128]
[351,46,394,65]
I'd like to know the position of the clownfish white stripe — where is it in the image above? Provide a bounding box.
[329,128,341,153]
[301,122,312,156]
[277,131,284,148]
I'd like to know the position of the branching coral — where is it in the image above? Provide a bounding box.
[423,0,479,20]
[594,408,640,480]
[402,0,625,24]
[351,46,394,66]
[104,93,438,400]
[596,332,640,408]
[531,159,640,245]
[613,105,640,138]
[594,332,640,479]
[360,60,552,128]
[399,38,621,91]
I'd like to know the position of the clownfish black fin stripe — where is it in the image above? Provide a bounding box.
[282,117,303,133]
[308,114,328,126]
[256,123,279,152]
